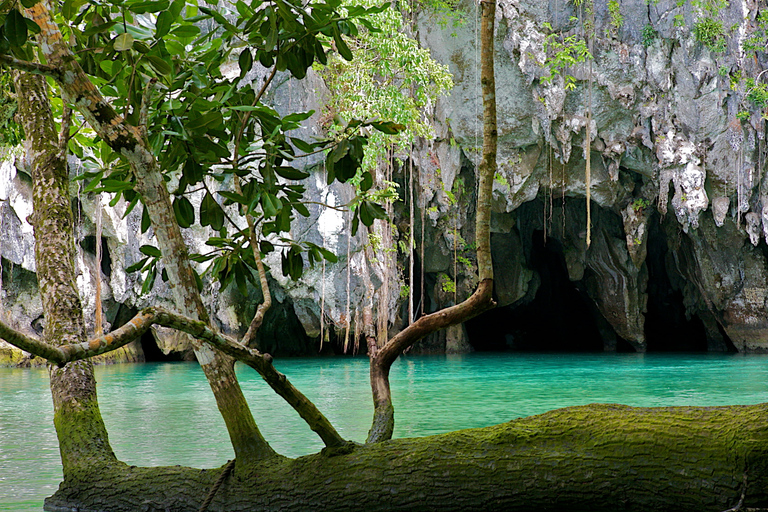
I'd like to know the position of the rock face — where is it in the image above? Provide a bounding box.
[5,0,768,362]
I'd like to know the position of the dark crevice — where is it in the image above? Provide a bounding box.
[139,329,184,362]
[466,233,605,352]
[80,235,112,277]
[643,217,710,352]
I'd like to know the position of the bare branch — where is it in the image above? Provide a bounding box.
[0,54,62,80]
[234,176,272,348]
[0,320,65,363]
[366,0,498,444]
[0,306,348,448]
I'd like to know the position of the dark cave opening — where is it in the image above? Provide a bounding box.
[80,236,112,277]
[466,233,606,352]
[138,329,184,362]
[643,218,713,352]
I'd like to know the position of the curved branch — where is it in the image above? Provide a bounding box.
[367,0,498,444]
[0,54,63,79]
[0,307,348,449]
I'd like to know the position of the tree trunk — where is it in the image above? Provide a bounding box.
[367,0,497,444]
[25,0,274,463]
[44,403,768,512]
[12,69,117,473]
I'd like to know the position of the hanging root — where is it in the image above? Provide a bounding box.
[198,459,236,512]
[721,472,768,512]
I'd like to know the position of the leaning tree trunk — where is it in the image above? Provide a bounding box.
[44,403,768,512]
[24,0,275,462]
[367,0,497,444]
[12,69,117,473]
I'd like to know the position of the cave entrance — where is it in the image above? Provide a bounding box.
[643,218,720,352]
[138,329,185,362]
[466,233,606,352]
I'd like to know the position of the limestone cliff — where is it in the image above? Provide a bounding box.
[3,0,768,362]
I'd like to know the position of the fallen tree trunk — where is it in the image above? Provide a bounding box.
[45,403,768,512]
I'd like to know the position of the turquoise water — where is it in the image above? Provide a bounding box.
[2,352,768,510]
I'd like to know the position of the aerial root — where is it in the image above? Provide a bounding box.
[198,459,236,512]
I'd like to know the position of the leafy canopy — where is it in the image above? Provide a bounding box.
[0,0,406,296]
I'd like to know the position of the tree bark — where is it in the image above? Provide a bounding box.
[24,0,276,462]
[12,69,117,473]
[367,0,498,444]
[44,403,768,512]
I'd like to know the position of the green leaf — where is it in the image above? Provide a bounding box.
[294,202,310,217]
[318,246,338,263]
[62,0,85,20]
[186,111,223,132]
[260,240,275,254]
[238,48,253,78]
[139,245,162,257]
[20,0,38,7]
[217,190,247,205]
[360,171,373,191]
[261,193,280,218]
[370,120,406,135]
[274,166,310,180]
[332,24,353,61]
[4,10,28,47]
[171,25,201,38]
[129,0,170,14]
[200,192,225,231]
[155,11,173,38]
[141,206,151,233]
[146,55,172,75]
[141,267,157,295]
[114,33,134,51]
[24,18,40,35]
[173,196,195,228]
[82,20,118,37]
[125,257,150,273]
[290,137,315,153]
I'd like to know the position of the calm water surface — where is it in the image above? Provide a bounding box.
[2,352,768,511]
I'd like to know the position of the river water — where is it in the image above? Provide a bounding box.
[2,352,768,511]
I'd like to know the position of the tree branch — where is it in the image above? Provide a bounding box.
[366,0,498,444]
[0,306,348,449]
[233,176,272,348]
[0,54,62,80]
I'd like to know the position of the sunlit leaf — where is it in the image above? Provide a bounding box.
[114,33,134,51]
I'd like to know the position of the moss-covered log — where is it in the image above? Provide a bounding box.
[45,404,768,512]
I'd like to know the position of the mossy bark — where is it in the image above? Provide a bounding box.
[24,0,274,463]
[45,403,768,512]
[12,69,117,472]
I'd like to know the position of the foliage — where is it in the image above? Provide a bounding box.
[745,77,768,109]
[416,0,466,29]
[692,16,726,52]
[542,23,592,91]
[0,0,408,295]
[607,0,623,35]
[439,273,455,294]
[319,0,453,175]
[631,197,650,213]
[0,72,21,146]
[641,24,657,47]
